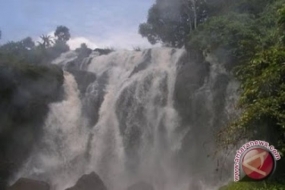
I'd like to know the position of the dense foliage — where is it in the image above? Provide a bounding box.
[0,26,71,65]
[139,0,208,47]
[214,1,285,154]
[139,0,273,48]
[219,181,285,190]
[54,25,71,42]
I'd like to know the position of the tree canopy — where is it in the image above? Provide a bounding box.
[39,35,54,48]
[139,0,208,47]
[139,0,274,48]
[219,1,285,153]
[0,26,71,65]
[54,25,71,42]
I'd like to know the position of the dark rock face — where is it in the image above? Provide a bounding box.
[129,49,152,77]
[93,48,114,55]
[127,182,154,190]
[174,52,211,177]
[66,69,96,95]
[0,62,64,189]
[7,178,50,190]
[65,172,107,190]
[174,52,210,127]
[81,71,108,128]
[174,52,236,184]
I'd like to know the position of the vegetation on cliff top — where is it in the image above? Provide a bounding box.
[215,1,285,153]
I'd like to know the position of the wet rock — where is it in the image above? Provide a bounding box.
[93,48,114,55]
[0,63,64,188]
[127,181,154,190]
[65,172,107,190]
[7,178,50,190]
[66,69,96,95]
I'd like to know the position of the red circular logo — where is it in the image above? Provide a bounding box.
[241,148,275,180]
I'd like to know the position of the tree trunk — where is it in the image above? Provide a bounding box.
[183,0,193,32]
[192,0,197,30]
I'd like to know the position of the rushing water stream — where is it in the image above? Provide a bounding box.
[13,48,238,190]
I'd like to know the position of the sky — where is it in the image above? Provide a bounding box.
[0,0,156,50]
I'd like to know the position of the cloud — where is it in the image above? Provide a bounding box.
[95,32,152,49]
[68,32,155,51]
[83,26,156,50]
[62,27,155,50]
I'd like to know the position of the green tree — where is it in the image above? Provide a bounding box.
[188,12,260,70]
[80,43,88,49]
[139,0,209,47]
[0,37,35,56]
[139,0,244,48]
[217,1,285,154]
[21,37,35,49]
[53,40,69,52]
[75,43,92,57]
[39,35,54,48]
[54,25,70,42]
[140,0,274,48]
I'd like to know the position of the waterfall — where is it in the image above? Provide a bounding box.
[13,47,238,190]
[12,72,90,190]
[85,48,186,190]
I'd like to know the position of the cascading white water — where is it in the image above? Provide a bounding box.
[13,47,237,190]
[84,48,186,190]
[12,72,90,190]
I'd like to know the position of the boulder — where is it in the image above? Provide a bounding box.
[127,181,154,190]
[65,172,107,190]
[7,178,50,190]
